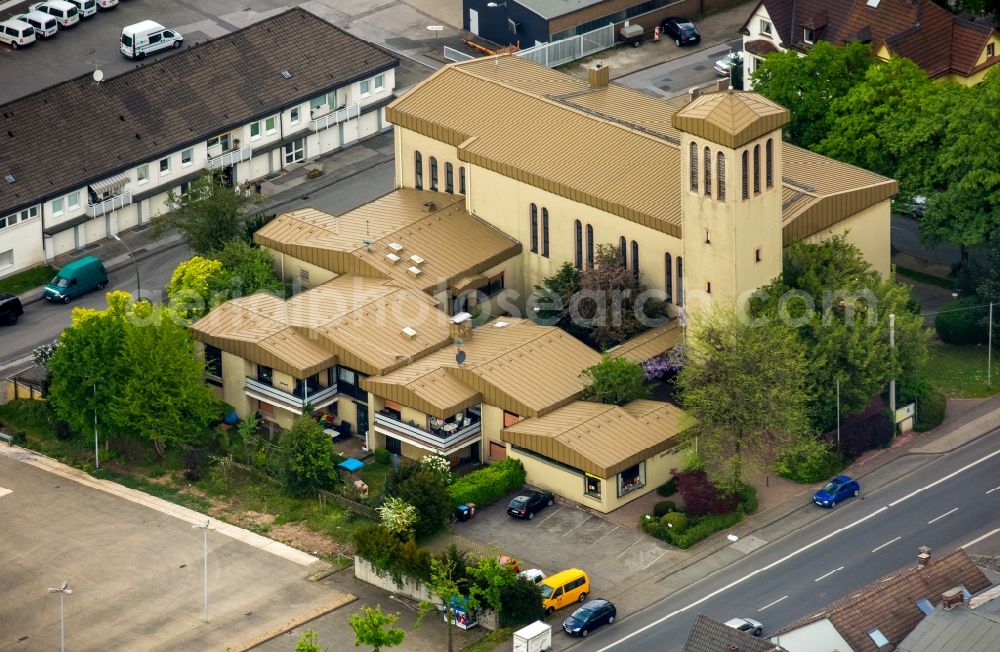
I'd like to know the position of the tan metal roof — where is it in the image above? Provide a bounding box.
[363,365,482,419]
[607,321,682,364]
[672,91,790,149]
[501,399,688,477]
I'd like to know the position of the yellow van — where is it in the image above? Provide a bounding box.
[539,568,590,614]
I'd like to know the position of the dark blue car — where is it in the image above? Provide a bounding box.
[563,599,616,637]
[813,475,860,508]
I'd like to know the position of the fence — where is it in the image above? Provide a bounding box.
[516,23,615,68]
[318,488,381,521]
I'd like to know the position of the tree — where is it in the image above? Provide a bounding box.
[153,171,263,255]
[533,262,582,332]
[579,354,650,405]
[167,256,226,320]
[390,462,451,539]
[281,415,338,496]
[751,41,875,148]
[677,307,811,489]
[211,240,284,298]
[295,630,324,652]
[377,497,418,538]
[348,605,406,652]
[425,553,479,652]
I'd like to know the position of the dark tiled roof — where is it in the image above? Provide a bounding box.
[777,549,992,652]
[746,39,780,56]
[0,8,398,216]
[683,614,787,652]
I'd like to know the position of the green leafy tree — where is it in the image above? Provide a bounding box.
[281,415,338,496]
[377,497,418,538]
[348,605,405,652]
[167,256,226,320]
[424,554,479,652]
[210,240,284,298]
[295,630,324,652]
[677,307,811,489]
[466,553,516,615]
[390,462,451,539]
[533,262,582,330]
[751,41,874,148]
[579,354,650,405]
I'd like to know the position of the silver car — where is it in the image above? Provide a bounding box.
[725,617,764,637]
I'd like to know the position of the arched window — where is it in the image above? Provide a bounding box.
[459,166,466,194]
[753,145,760,195]
[703,146,712,197]
[542,209,549,257]
[429,156,438,191]
[765,138,774,188]
[631,240,639,274]
[586,224,594,269]
[619,236,628,267]
[445,162,454,193]
[689,142,699,192]
[415,151,423,190]
[716,152,726,200]
[676,256,684,307]
[574,220,583,270]
[664,253,673,303]
[529,204,538,253]
[741,151,749,200]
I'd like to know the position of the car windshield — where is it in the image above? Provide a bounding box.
[822,481,840,493]
[122,34,132,46]
[570,607,593,621]
[681,27,696,36]
[540,584,554,599]
[51,275,70,288]
[510,499,526,509]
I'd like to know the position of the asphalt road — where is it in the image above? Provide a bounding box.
[573,429,1000,651]
[891,214,962,266]
[616,38,742,98]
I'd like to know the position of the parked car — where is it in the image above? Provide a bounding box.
[518,568,546,585]
[562,599,616,637]
[29,1,80,28]
[661,17,700,46]
[725,617,764,637]
[714,51,742,77]
[120,20,183,59]
[540,569,590,614]
[13,11,59,38]
[507,489,555,520]
[893,194,927,218]
[63,0,96,19]
[813,474,860,508]
[96,0,118,9]
[0,18,36,49]
[43,256,108,303]
[0,293,24,325]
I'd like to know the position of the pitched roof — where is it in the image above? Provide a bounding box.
[898,584,1000,652]
[606,321,682,364]
[516,0,605,20]
[684,614,788,652]
[0,8,398,216]
[387,55,896,244]
[673,91,790,149]
[777,548,992,652]
[501,398,687,477]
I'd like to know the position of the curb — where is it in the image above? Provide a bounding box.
[232,593,358,651]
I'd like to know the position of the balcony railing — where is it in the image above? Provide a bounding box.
[207,145,253,170]
[374,412,481,454]
[86,192,133,217]
[309,103,361,132]
[244,377,338,413]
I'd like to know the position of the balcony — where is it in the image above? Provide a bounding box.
[244,376,338,413]
[373,412,481,456]
[309,104,361,132]
[207,145,253,170]
[87,192,133,217]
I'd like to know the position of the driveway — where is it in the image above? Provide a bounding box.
[454,491,675,592]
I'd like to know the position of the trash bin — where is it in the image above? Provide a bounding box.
[465,503,477,518]
[455,504,470,522]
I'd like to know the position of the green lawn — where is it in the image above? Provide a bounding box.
[927,342,1000,398]
[0,265,56,295]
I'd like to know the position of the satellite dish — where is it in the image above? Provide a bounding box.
[92,69,104,83]
[456,350,467,365]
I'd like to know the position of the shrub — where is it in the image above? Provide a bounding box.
[656,476,679,497]
[774,436,843,483]
[184,448,209,481]
[498,576,545,627]
[653,500,676,518]
[914,385,946,432]
[736,484,758,515]
[373,447,390,465]
[448,458,526,508]
[832,399,893,459]
[661,511,688,532]
[674,469,738,516]
[935,297,988,345]
[390,462,451,539]
[668,512,743,549]
[352,524,432,586]
[280,416,337,496]
[54,420,72,441]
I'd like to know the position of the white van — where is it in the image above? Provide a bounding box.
[120,20,182,59]
[29,1,80,28]
[0,18,36,49]
[96,0,118,8]
[13,11,58,39]
[64,0,97,19]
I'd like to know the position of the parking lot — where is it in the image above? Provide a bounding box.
[455,490,677,594]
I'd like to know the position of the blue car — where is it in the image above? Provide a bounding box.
[813,475,860,508]
[563,599,616,637]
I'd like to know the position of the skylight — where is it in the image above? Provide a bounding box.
[866,0,881,7]
[916,597,934,615]
[867,628,890,647]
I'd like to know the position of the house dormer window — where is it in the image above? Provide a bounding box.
[760,19,773,36]
[803,28,814,44]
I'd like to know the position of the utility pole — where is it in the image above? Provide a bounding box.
[889,313,896,437]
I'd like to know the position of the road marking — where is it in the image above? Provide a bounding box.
[0,487,11,499]
[927,507,959,524]
[872,536,902,553]
[587,525,620,547]
[615,538,643,559]
[642,550,666,570]
[961,528,1000,550]
[986,486,1000,494]
[561,515,592,537]
[758,595,788,612]
[814,566,844,582]
[533,506,562,526]
[889,448,1000,506]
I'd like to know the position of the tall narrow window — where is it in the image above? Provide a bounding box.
[765,138,774,188]
[619,236,628,267]
[664,253,673,303]
[753,145,761,194]
[459,166,466,194]
[689,142,699,192]
[586,224,594,268]
[415,151,423,190]
[529,204,538,253]
[703,146,712,197]
[631,240,639,274]
[542,209,549,257]
[716,152,726,200]
[446,162,454,193]
[430,156,438,191]
[676,256,684,307]
[574,220,583,270]
[741,151,749,199]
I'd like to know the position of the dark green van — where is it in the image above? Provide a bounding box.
[43,256,108,304]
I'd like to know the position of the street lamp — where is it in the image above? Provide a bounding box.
[487,2,507,7]
[192,519,212,623]
[47,581,72,652]
[110,232,141,300]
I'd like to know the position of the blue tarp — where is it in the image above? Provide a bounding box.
[338,457,364,472]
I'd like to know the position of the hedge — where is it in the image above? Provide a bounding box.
[352,523,431,586]
[934,297,988,345]
[914,385,946,432]
[448,458,526,508]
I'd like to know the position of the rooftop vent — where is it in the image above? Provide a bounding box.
[494,321,510,328]
[281,70,292,79]
[388,242,404,253]
[401,326,418,338]
[451,312,472,324]
[408,266,423,277]
[410,254,425,265]
[3,174,14,184]
[423,200,437,211]
[386,253,401,263]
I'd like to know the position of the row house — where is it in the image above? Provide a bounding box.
[0,8,398,278]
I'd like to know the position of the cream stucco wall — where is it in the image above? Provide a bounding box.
[219,350,253,418]
[394,128,466,195]
[801,199,891,277]
[264,247,340,290]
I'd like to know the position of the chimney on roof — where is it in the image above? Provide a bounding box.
[688,86,700,103]
[450,312,473,341]
[942,587,965,610]
[423,200,437,212]
[588,62,610,89]
[917,546,932,568]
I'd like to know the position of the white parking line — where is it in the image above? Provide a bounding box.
[642,550,666,570]
[758,595,788,612]
[927,507,959,524]
[534,506,562,526]
[871,536,902,553]
[588,525,620,547]
[561,515,592,537]
[615,538,643,559]
[814,566,844,582]
[961,528,1000,550]
[986,486,1000,494]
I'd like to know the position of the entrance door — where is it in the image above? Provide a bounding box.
[469,9,479,35]
[356,403,369,441]
[221,165,235,188]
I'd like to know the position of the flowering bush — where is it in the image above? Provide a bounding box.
[420,454,452,485]
[32,340,60,368]
[377,496,418,537]
[641,345,686,380]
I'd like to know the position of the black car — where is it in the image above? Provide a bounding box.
[661,17,701,46]
[563,599,616,637]
[506,489,554,520]
[0,293,24,325]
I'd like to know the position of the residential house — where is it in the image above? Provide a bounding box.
[0,8,398,278]
[684,614,789,652]
[898,582,1000,651]
[772,546,992,652]
[741,0,1000,88]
